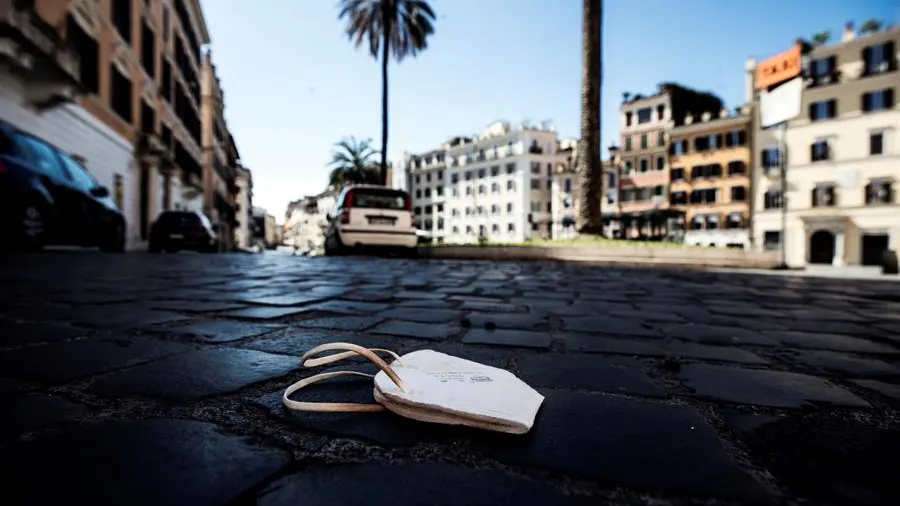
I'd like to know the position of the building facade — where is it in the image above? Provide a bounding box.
[750,24,899,267]
[404,120,566,244]
[233,164,252,250]
[549,138,619,239]
[618,84,724,239]
[669,109,753,248]
[1,0,241,250]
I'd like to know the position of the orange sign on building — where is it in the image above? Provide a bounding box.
[756,45,802,90]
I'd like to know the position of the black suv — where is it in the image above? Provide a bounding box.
[0,120,126,252]
[148,210,220,253]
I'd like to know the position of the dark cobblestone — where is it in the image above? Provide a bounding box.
[3,252,899,505]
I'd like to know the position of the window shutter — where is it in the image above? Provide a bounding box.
[810,144,816,161]
[885,88,895,108]
[827,100,836,118]
[862,92,871,112]
[738,130,747,145]
[809,103,817,120]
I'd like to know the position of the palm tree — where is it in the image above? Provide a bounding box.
[576,0,603,235]
[338,0,436,186]
[327,136,382,190]
[811,31,831,46]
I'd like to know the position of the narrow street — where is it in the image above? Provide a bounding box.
[1,253,899,505]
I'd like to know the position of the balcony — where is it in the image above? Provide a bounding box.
[0,0,81,109]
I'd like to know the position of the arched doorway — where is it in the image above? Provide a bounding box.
[809,230,835,264]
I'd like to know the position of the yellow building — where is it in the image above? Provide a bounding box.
[669,110,752,248]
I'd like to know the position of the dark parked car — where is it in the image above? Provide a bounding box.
[148,210,220,253]
[0,120,126,252]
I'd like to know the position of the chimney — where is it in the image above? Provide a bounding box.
[843,22,855,42]
[744,58,757,103]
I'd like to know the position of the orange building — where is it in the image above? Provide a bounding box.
[668,110,752,248]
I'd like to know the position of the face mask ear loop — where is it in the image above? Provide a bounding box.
[299,342,405,391]
[282,371,386,412]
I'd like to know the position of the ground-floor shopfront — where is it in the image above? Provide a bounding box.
[754,206,900,268]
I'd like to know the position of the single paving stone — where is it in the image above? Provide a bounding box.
[462,329,553,349]
[850,380,900,402]
[393,290,445,300]
[69,305,191,331]
[243,331,410,357]
[242,293,330,306]
[340,291,394,302]
[148,300,248,313]
[762,330,899,355]
[369,320,458,341]
[0,418,289,506]
[517,354,665,398]
[665,342,769,365]
[257,462,587,506]
[0,391,89,438]
[555,301,633,317]
[739,413,900,506]
[464,312,547,330]
[395,298,455,309]
[608,308,685,323]
[158,320,285,343]
[0,337,192,383]
[566,335,663,355]
[299,299,391,315]
[376,308,460,324]
[0,320,89,347]
[255,386,477,446]
[661,324,778,346]
[778,319,881,338]
[459,300,523,312]
[562,316,662,338]
[294,316,383,332]
[478,390,770,501]
[785,350,900,378]
[680,363,870,409]
[219,306,310,320]
[91,348,298,400]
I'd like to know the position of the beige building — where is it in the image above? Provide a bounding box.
[550,138,619,239]
[233,164,253,250]
[750,24,900,267]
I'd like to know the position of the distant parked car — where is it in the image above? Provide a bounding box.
[323,185,417,256]
[148,210,219,253]
[0,120,126,252]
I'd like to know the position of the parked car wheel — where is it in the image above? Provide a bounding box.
[17,201,47,252]
[100,223,126,253]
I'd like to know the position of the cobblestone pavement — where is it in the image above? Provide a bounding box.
[2,252,899,506]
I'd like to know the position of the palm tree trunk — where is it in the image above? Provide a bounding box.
[576,0,603,235]
[379,4,391,186]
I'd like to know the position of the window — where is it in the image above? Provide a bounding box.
[66,15,99,94]
[425,173,431,182]
[530,162,540,174]
[451,173,459,184]
[546,163,553,176]
[111,0,132,43]
[140,100,155,133]
[763,231,781,250]
[639,159,648,172]
[415,189,421,198]
[655,156,664,171]
[653,185,665,197]
[764,190,783,209]
[625,112,633,127]
[507,180,514,190]
[727,161,746,176]
[531,201,541,212]
[508,223,515,232]
[865,180,893,205]
[640,134,648,149]
[693,136,710,152]
[141,20,156,77]
[690,164,722,179]
[671,168,685,181]
[17,136,69,180]
[870,132,884,155]
[809,99,837,121]
[624,136,633,151]
[490,166,499,176]
[464,171,472,181]
[862,41,897,76]
[506,163,515,174]
[809,56,837,86]
[477,168,485,178]
[761,148,780,168]
[530,179,540,190]
[491,182,499,193]
[424,188,431,198]
[810,140,830,162]
[670,191,688,205]
[862,89,895,113]
[58,152,99,192]
[623,160,633,175]
[812,184,837,207]
[491,204,500,214]
[491,224,499,233]
[689,188,718,204]
[657,130,666,147]
[730,186,747,202]
[607,172,616,189]
[110,64,133,123]
[656,105,665,120]
[506,203,513,213]
[671,139,688,155]
[637,107,652,124]
[726,212,744,229]
[725,130,747,147]
[477,185,484,195]
[563,178,572,192]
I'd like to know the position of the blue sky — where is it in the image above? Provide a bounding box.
[201,0,899,219]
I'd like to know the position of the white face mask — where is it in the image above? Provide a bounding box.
[282,342,545,434]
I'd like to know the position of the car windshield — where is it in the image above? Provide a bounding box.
[351,189,407,210]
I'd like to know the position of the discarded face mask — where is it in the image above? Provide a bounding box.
[282,342,545,434]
